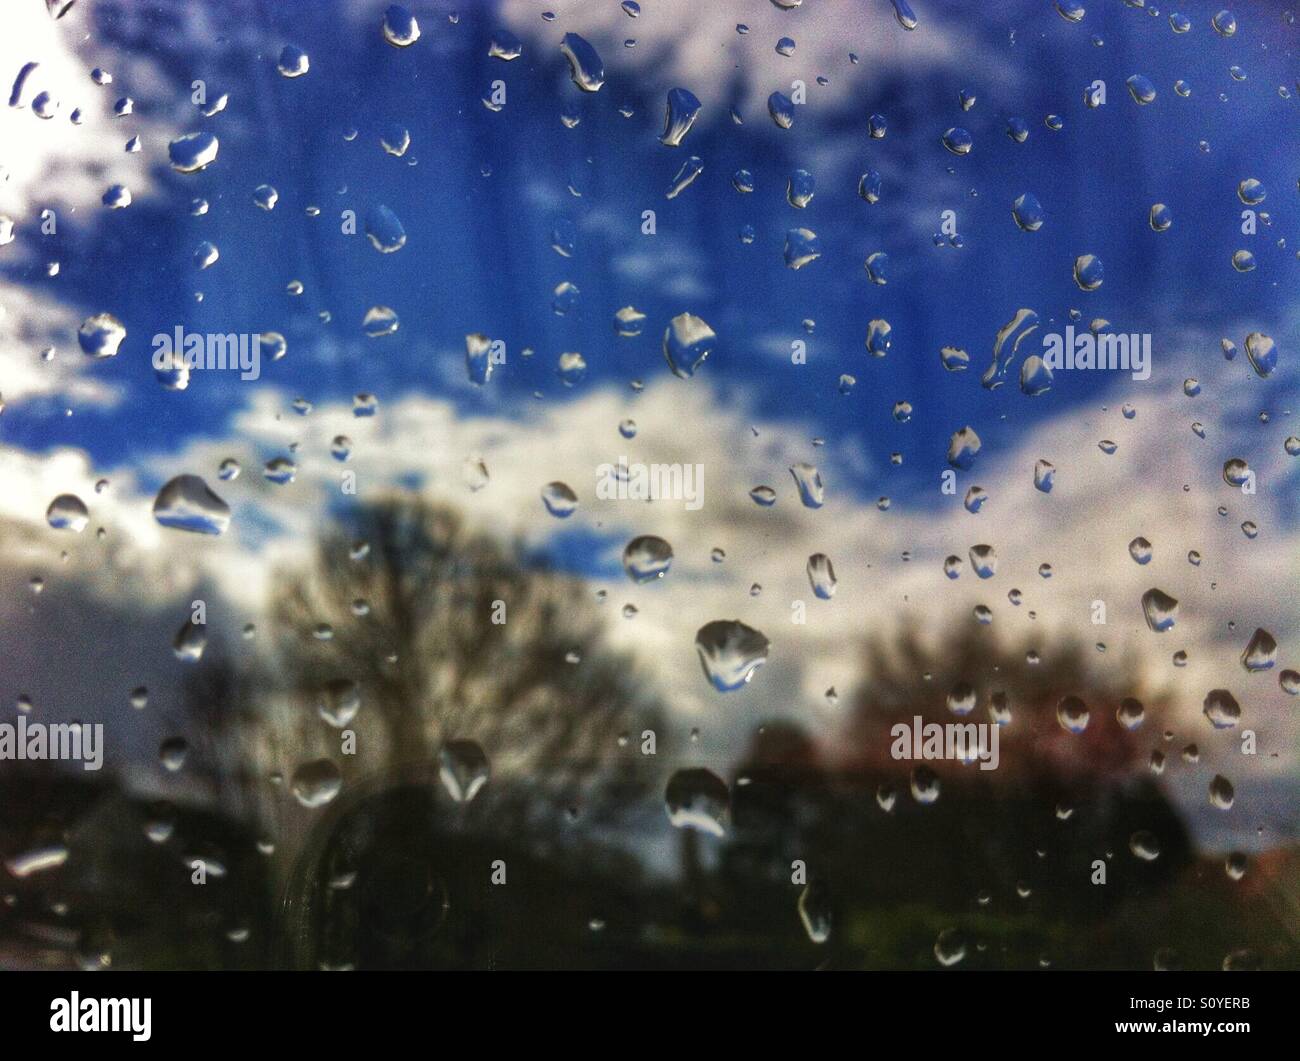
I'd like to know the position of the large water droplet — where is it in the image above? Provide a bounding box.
[439,740,490,803]
[1057,695,1090,733]
[806,553,837,599]
[947,426,981,470]
[1073,254,1104,290]
[560,33,604,92]
[789,462,824,508]
[767,91,794,129]
[1241,628,1276,671]
[665,768,729,835]
[1244,332,1276,378]
[1140,588,1179,632]
[277,45,310,77]
[662,313,716,378]
[1012,193,1044,231]
[381,4,420,47]
[1203,689,1241,729]
[46,493,88,531]
[167,131,219,175]
[78,312,126,358]
[695,619,770,691]
[291,759,342,808]
[623,535,673,582]
[660,87,701,146]
[983,308,1039,388]
[365,205,406,252]
[783,228,820,269]
[153,475,231,534]
[541,481,578,518]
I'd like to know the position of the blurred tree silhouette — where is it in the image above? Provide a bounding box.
[255,496,671,967]
[260,496,665,807]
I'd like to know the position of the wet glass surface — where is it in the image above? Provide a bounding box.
[0,0,1297,970]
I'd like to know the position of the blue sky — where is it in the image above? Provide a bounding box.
[6,0,1297,516]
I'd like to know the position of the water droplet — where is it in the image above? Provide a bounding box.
[942,127,972,155]
[623,535,673,582]
[362,305,399,338]
[291,759,342,808]
[172,618,207,662]
[962,546,997,582]
[560,33,604,92]
[364,204,406,252]
[890,0,919,30]
[5,844,69,878]
[316,679,360,727]
[662,313,716,378]
[783,228,820,269]
[910,766,940,804]
[947,426,981,470]
[1117,697,1145,729]
[665,768,729,835]
[1130,830,1161,861]
[160,736,189,772]
[934,928,966,966]
[806,553,837,599]
[78,312,126,358]
[1244,332,1276,378]
[1203,689,1241,729]
[541,482,578,518]
[1208,774,1235,810]
[665,156,704,199]
[1140,588,1179,632]
[277,45,310,78]
[864,251,890,285]
[798,880,832,943]
[767,91,795,129]
[865,319,892,357]
[1073,254,1104,290]
[381,4,421,47]
[488,30,522,61]
[1241,628,1276,671]
[788,462,824,508]
[46,493,88,532]
[152,475,230,535]
[695,619,770,691]
[1012,193,1044,231]
[168,131,219,172]
[660,87,702,146]
[786,168,815,208]
[1126,74,1157,104]
[983,308,1039,389]
[439,740,490,802]
[1034,459,1055,492]
[1057,695,1090,733]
